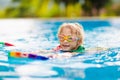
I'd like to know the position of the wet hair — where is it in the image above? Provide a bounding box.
[58,23,84,46]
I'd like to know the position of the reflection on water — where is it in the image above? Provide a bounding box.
[0,19,120,80]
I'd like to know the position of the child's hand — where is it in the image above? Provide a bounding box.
[35,49,54,53]
[49,52,72,59]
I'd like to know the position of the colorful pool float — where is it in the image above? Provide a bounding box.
[0,42,49,60]
[9,51,49,60]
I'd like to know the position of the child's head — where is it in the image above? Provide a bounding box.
[58,23,84,51]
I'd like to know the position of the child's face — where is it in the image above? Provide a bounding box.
[58,27,79,51]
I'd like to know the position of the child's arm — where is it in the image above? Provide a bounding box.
[48,52,73,58]
[35,49,73,58]
[36,49,54,53]
[86,47,108,53]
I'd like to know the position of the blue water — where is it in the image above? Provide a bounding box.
[0,19,120,80]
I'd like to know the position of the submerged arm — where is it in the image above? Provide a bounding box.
[86,47,108,53]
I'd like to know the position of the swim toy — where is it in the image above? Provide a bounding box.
[9,51,49,60]
[0,42,14,46]
[0,42,49,60]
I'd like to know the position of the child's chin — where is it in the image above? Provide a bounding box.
[62,48,71,51]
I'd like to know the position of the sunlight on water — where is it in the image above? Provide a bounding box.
[0,19,34,43]
[85,26,120,48]
[16,64,58,77]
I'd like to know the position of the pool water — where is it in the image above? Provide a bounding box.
[0,19,120,80]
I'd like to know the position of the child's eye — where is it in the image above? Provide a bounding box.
[68,37,73,41]
[68,37,73,40]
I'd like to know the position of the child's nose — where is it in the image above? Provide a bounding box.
[63,40,68,42]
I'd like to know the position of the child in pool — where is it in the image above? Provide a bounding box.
[36,22,85,58]
[8,23,107,59]
[37,22,107,58]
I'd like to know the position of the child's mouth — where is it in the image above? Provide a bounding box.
[61,44,71,51]
[62,44,70,47]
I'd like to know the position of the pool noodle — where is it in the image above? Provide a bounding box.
[9,51,49,60]
[0,42,49,60]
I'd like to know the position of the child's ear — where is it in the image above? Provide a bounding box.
[77,39,82,46]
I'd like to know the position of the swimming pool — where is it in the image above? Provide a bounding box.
[0,19,120,80]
